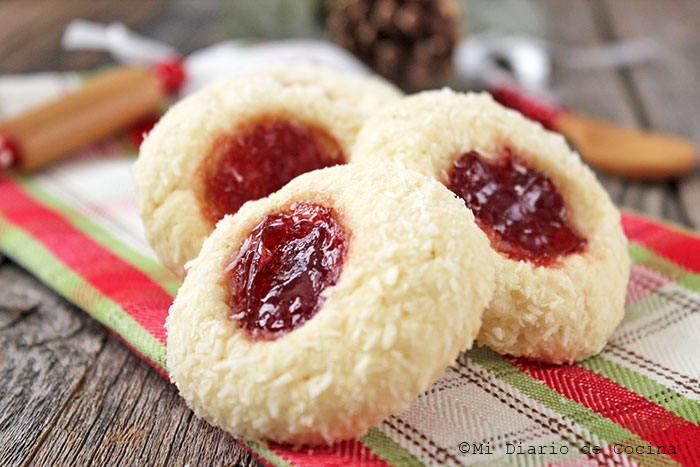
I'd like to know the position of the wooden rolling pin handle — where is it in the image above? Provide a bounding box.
[0,66,165,172]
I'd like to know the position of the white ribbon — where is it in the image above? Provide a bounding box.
[62,20,177,65]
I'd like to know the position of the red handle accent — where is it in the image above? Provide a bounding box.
[151,57,187,95]
[490,84,563,130]
[0,133,20,170]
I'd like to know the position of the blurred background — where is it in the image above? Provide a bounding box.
[0,0,698,226]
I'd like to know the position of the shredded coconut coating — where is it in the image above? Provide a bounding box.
[166,163,495,445]
[247,64,403,113]
[133,75,367,278]
[352,90,630,363]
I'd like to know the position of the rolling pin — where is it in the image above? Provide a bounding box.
[0,66,173,172]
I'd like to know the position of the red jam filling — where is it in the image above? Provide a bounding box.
[226,202,349,340]
[447,148,586,266]
[201,118,344,223]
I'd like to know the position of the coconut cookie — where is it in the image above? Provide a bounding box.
[166,163,495,445]
[134,75,367,277]
[248,64,403,113]
[352,90,630,363]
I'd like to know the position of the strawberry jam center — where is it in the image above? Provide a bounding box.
[448,148,586,266]
[227,202,348,339]
[201,118,344,223]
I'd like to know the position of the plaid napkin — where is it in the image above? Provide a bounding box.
[1,74,699,467]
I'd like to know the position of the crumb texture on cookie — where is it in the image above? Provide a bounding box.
[250,64,403,113]
[353,90,630,363]
[133,73,366,277]
[166,163,495,444]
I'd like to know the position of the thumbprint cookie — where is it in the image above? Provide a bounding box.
[248,64,403,113]
[352,90,630,363]
[166,163,495,444]
[134,75,367,277]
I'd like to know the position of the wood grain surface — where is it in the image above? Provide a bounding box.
[1,0,698,465]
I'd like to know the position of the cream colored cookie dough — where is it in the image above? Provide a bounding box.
[134,75,367,278]
[249,64,403,113]
[352,90,630,363]
[166,163,495,445]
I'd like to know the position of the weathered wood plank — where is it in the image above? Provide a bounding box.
[0,263,107,466]
[600,0,700,228]
[540,0,638,124]
[619,182,672,221]
[680,177,700,228]
[536,0,694,226]
[28,335,259,467]
[0,263,260,466]
[0,0,169,74]
[600,0,700,139]
[537,0,640,211]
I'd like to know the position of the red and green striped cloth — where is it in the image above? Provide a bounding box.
[1,74,699,466]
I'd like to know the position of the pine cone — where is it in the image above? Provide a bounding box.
[327,0,460,91]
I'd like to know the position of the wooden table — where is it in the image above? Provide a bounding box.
[1,1,698,465]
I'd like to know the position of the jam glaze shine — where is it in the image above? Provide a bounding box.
[447,148,586,266]
[200,116,344,224]
[226,202,349,340]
